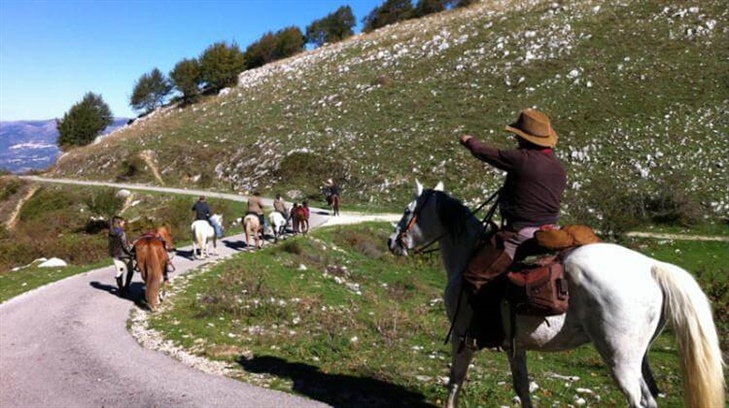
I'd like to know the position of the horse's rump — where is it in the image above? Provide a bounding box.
[134,234,168,311]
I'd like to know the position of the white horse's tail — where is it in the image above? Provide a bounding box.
[651,262,725,408]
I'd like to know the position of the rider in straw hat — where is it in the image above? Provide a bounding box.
[458,108,567,349]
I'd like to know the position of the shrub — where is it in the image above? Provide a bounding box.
[116,155,148,181]
[84,188,125,220]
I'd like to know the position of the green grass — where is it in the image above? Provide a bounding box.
[0,260,108,303]
[147,222,727,406]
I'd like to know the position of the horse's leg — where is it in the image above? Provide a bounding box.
[446,338,474,408]
[642,354,662,398]
[507,347,533,408]
[211,235,217,255]
[588,328,652,407]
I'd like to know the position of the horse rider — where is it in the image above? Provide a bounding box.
[458,108,567,349]
[246,191,269,233]
[323,178,340,200]
[108,215,134,297]
[192,195,222,238]
[273,193,289,221]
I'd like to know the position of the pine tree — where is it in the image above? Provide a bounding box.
[56,92,113,150]
[130,68,172,114]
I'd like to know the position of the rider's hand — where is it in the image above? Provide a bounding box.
[460,135,473,146]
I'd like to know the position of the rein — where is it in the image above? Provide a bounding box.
[407,189,501,256]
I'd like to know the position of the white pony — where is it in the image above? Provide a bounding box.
[191,214,223,259]
[388,181,724,408]
[269,211,288,242]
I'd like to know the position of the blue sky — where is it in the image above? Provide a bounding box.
[0,0,383,121]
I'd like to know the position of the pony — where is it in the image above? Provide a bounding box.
[134,225,175,312]
[243,214,263,249]
[291,205,309,234]
[387,181,725,408]
[191,214,223,259]
[269,211,287,242]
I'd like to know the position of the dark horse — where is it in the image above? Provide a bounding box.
[323,187,340,216]
[134,226,175,311]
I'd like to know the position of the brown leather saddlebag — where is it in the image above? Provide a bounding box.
[463,230,515,293]
[507,257,569,316]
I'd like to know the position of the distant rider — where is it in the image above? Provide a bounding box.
[192,195,222,238]
[246,191,268,233]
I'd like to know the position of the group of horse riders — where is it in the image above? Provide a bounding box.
[110,169,349,298]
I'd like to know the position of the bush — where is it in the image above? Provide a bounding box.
[84,188,125,220]
[116,155,148,181]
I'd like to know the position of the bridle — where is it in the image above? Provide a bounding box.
[397,188,501,256]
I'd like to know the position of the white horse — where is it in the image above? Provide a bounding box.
[388,181,724,408]
[269,211,287,242]
[191,214,223,259]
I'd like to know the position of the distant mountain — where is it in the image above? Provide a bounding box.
[0,118,128,174]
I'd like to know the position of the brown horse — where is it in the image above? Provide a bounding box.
[134,226,175,311]
[292,206,309,234]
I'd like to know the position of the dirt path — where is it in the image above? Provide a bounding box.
[6,184,39,230]
[625,231,729,242]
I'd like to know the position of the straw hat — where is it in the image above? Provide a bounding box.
[505,109,558,147]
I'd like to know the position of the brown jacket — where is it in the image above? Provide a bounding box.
[464,138,566,230]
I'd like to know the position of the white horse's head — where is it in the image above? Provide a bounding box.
[388,180,444,256]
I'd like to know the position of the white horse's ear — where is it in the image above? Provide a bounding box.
[434,181,444,191]
[415,179,424,196]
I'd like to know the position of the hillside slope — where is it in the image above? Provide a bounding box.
[51,0,728,217]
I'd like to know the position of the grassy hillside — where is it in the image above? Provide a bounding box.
[51,0,728,224]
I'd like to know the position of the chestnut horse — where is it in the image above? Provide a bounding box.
[292,206,309,234]
[134,226,175,311]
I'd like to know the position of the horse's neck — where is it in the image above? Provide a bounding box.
[440,218,481,284]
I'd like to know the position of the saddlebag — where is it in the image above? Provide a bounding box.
[507,257,569,316]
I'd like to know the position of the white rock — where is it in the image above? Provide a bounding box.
[38,257,67,268]
[116,189,131,198]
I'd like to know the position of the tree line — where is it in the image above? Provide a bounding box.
[56,0,474,150]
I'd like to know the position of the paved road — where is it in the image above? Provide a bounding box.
[2,177,401,408]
